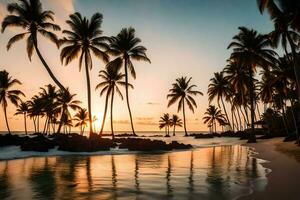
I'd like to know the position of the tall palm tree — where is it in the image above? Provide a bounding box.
[257,0,300,101]
[203,105,226,133]
[208,72,232,130]
[228,27,276,142]
[170,114,182,136]
[107,27,151,136]
[96,67,130,139]
[60,12,109,136]
[56,88,81,133]
[74,108,89,135]
[15,101,29,135]
[167,77,203,136]
[1,0,66,92]
[159,113,171,136]
[28,95,44,133]
[0,70,24,134]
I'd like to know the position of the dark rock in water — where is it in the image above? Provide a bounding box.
[21,135,56,152]
[0,134,29,147]
[193,133,214,139]
[117,138,192,151]
[164,135,171,137]
[169,141,192,149]
[57,133,115,152]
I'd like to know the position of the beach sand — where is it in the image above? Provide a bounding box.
[240,138,300,200]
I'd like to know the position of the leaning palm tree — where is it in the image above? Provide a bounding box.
[0,70,24,134]
[203,105,226,133]
[74,108,89,135]
[1,0,66,92]
[15,101,29,135]
[228,27,276,142]
[170,114,182,136]
[208,72,232,130]
[167,77,203,136]
[159,113,171,136]
[107,27,151,136]
[96,67,130,139]
[60,12,109,136]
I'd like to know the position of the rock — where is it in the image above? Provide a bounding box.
[169,141,192,149]
[0,134,29,147]
[194,133,214,139]
[21,135,56,152]
[57,133,115,152]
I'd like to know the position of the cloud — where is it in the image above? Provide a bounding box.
[113,120,129,124]
[136,117,154,121]
[146,102,160,105]
[136,121,157,126]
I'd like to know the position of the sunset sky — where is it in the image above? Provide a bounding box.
[0,0,273,132]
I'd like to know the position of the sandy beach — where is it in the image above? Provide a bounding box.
[240,138,300,200]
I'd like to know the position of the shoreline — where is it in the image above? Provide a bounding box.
[240,138,300,200]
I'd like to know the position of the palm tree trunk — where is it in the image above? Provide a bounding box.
[56,109,65,134]
[33,116,37,132]
[100,92,109,136]
[3,106,11,134]
[32,32,66,93]
[124,57,136,136]
[24,113,27,135]
[289,98,299,144]
[287,34,300,102]
[256,103,261,120]
[43,117,48,134]
[236,107,242,131]
[110,87,115,140]
[239,106,247,130]
[280,96,289,135]
[173,125,176,136]
[182,98,188,136]
[84,53,93,136]
[248,66,256,143]
[233,109,239,131]
[244,106,250,126]
[221,97,231,130]
[231,109,235,132]
[37,116,40,133]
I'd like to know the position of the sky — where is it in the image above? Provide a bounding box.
[0,0,274,132]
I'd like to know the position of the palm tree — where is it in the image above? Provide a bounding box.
[208,72,232,130]
[60,12,109,136]
[1,0,66,92]
[203,105,226,133]
[74,108,89,135]
[159,113,171,136]
[56,88,81,134]
[0,70,24,134]
[107,27,151,136]
[15,101,29,135]
[167,77,203,136]
[170,114,182,136]
[96,67,130,139]
[28,95,44,133]
[257,0,300,101]
[228,27,276,142]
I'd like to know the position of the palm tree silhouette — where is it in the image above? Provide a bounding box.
[170,114,182,136]
[228,27,276,142]
[56,88,81,133]
[96,67,130,139]
[107,27,150,136]
[74,108,89,135]
[60,12,109,136]
[167,77,203,136]
[28,95,44,133]
[257,0,300,101]
[203,105,226,133]
[0,70,24,134]
[1,0,66,92]
[159,113,171,136]
[15,101,29,135]
[208,72,232,130]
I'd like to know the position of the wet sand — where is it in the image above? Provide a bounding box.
[240,138,300,200]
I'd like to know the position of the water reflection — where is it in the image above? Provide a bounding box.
[0,145,267,200]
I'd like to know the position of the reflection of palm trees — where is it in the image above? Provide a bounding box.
[134,157,140,193]
[30,157,56,200]
[166,155,173,196]
[188,151,194,193]
[0,162,10,199]
[111,156,118,200]
[86,157,93,193]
